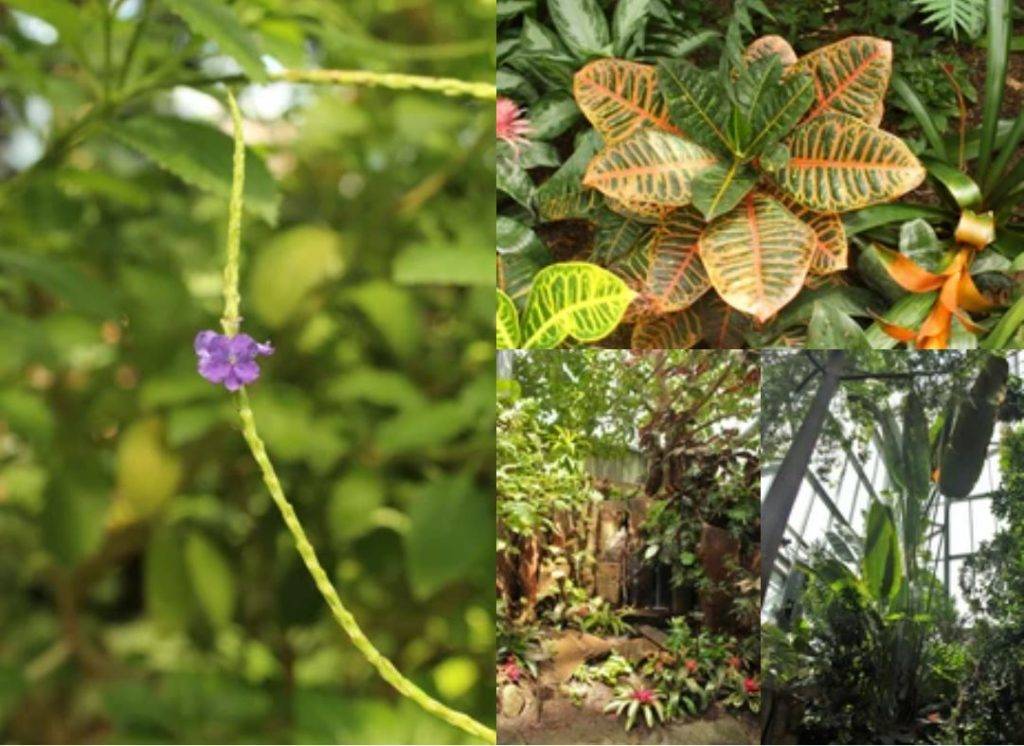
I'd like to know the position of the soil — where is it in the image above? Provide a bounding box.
[498,630,759,745]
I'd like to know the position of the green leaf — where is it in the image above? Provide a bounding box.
[924,158,982,208]
[249,225,346,327]
[376,400,478,456]
[41,481,107,567]
[529,93,581,140]
[900,389,930,557]
[497,217,552,301]
[110,116,280,224]
[0,249,117,317]
[328,469,387,543]
[521,262,636,348]
[611,0,653,55]
[393,243,492,286]
[405,473,491,599]
[497,149,534,209]
[345,281,422,359]
[162,0,267,82]
[145,525,196,630]
[185,531,236,628]
[547,0,611,59]
[745,67,815,156]
[657,59,733,154]
[939,354,1009,497]
[898,218,946,273]
[497,289,521,349]
[591,207,649,264]
[806,302,869,350]
[108,419,182,527]
[690,161,756,220]
[862,500,903,604]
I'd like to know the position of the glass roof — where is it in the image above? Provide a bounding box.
[764,353,1021,616]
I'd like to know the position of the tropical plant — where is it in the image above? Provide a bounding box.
[568,33,923,340]
[578,597,635,636]
[955,424,1024,743]
[603,682,666,731]
[852,0,1024,350]
[496,262,636,349]
[764,353,1011,742]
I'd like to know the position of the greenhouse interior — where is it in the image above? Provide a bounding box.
[496,350,760,745]
[761,351,1024,744]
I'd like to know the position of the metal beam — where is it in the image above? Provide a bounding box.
[762,350,847,597]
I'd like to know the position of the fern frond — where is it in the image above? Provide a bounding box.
[911,0,986,40]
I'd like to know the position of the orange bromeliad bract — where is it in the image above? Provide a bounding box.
[873,247,995,348]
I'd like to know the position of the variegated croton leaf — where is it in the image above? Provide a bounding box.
[563,34,924,339]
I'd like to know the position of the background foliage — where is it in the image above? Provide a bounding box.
[0,0,495,742]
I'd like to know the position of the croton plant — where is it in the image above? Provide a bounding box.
[577,35,924,331]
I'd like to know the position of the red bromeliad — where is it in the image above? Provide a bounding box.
[502,656,522,683]
[632,688,655,704]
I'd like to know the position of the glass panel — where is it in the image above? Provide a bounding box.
[949,501,972,556]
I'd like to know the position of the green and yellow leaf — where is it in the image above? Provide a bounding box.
[793,36,892,125]
[771,190,848,274]
[610,209,711,315]
[591,208,650,264]
[574,59,684,144]
[497,289,521,349]
[690,161,757,221]
[693,294,752,348]
[604,195,676,223]
[698,192,815,322]
[746,68,815,155]
[521,262,636,348]
[775,112,926,213]
[631,310,701,349]
[583,129,717,207]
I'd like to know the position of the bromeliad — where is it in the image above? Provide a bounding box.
[872,245,995,348]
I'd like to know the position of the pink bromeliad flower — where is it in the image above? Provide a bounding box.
[502,656,522,683]
[631,688,655,704]
[496,97,531,153]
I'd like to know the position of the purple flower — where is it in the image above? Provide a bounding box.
[194,330,273,391]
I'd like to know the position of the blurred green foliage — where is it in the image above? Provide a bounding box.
[0,0,496,742]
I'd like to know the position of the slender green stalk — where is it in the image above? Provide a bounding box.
[219,90,495,745]
[273,69,495,100]
[220,91,245,337]
[179,69,495,100]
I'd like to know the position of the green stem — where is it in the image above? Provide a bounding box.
[274,68,495,100]
[236,389,495,743]
[219,90,495,745]
[220,91,244,337]
[183,68,495,100]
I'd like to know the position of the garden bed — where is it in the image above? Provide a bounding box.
[499,631,757,745]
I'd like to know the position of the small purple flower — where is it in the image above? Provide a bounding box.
[194,330,273,391]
